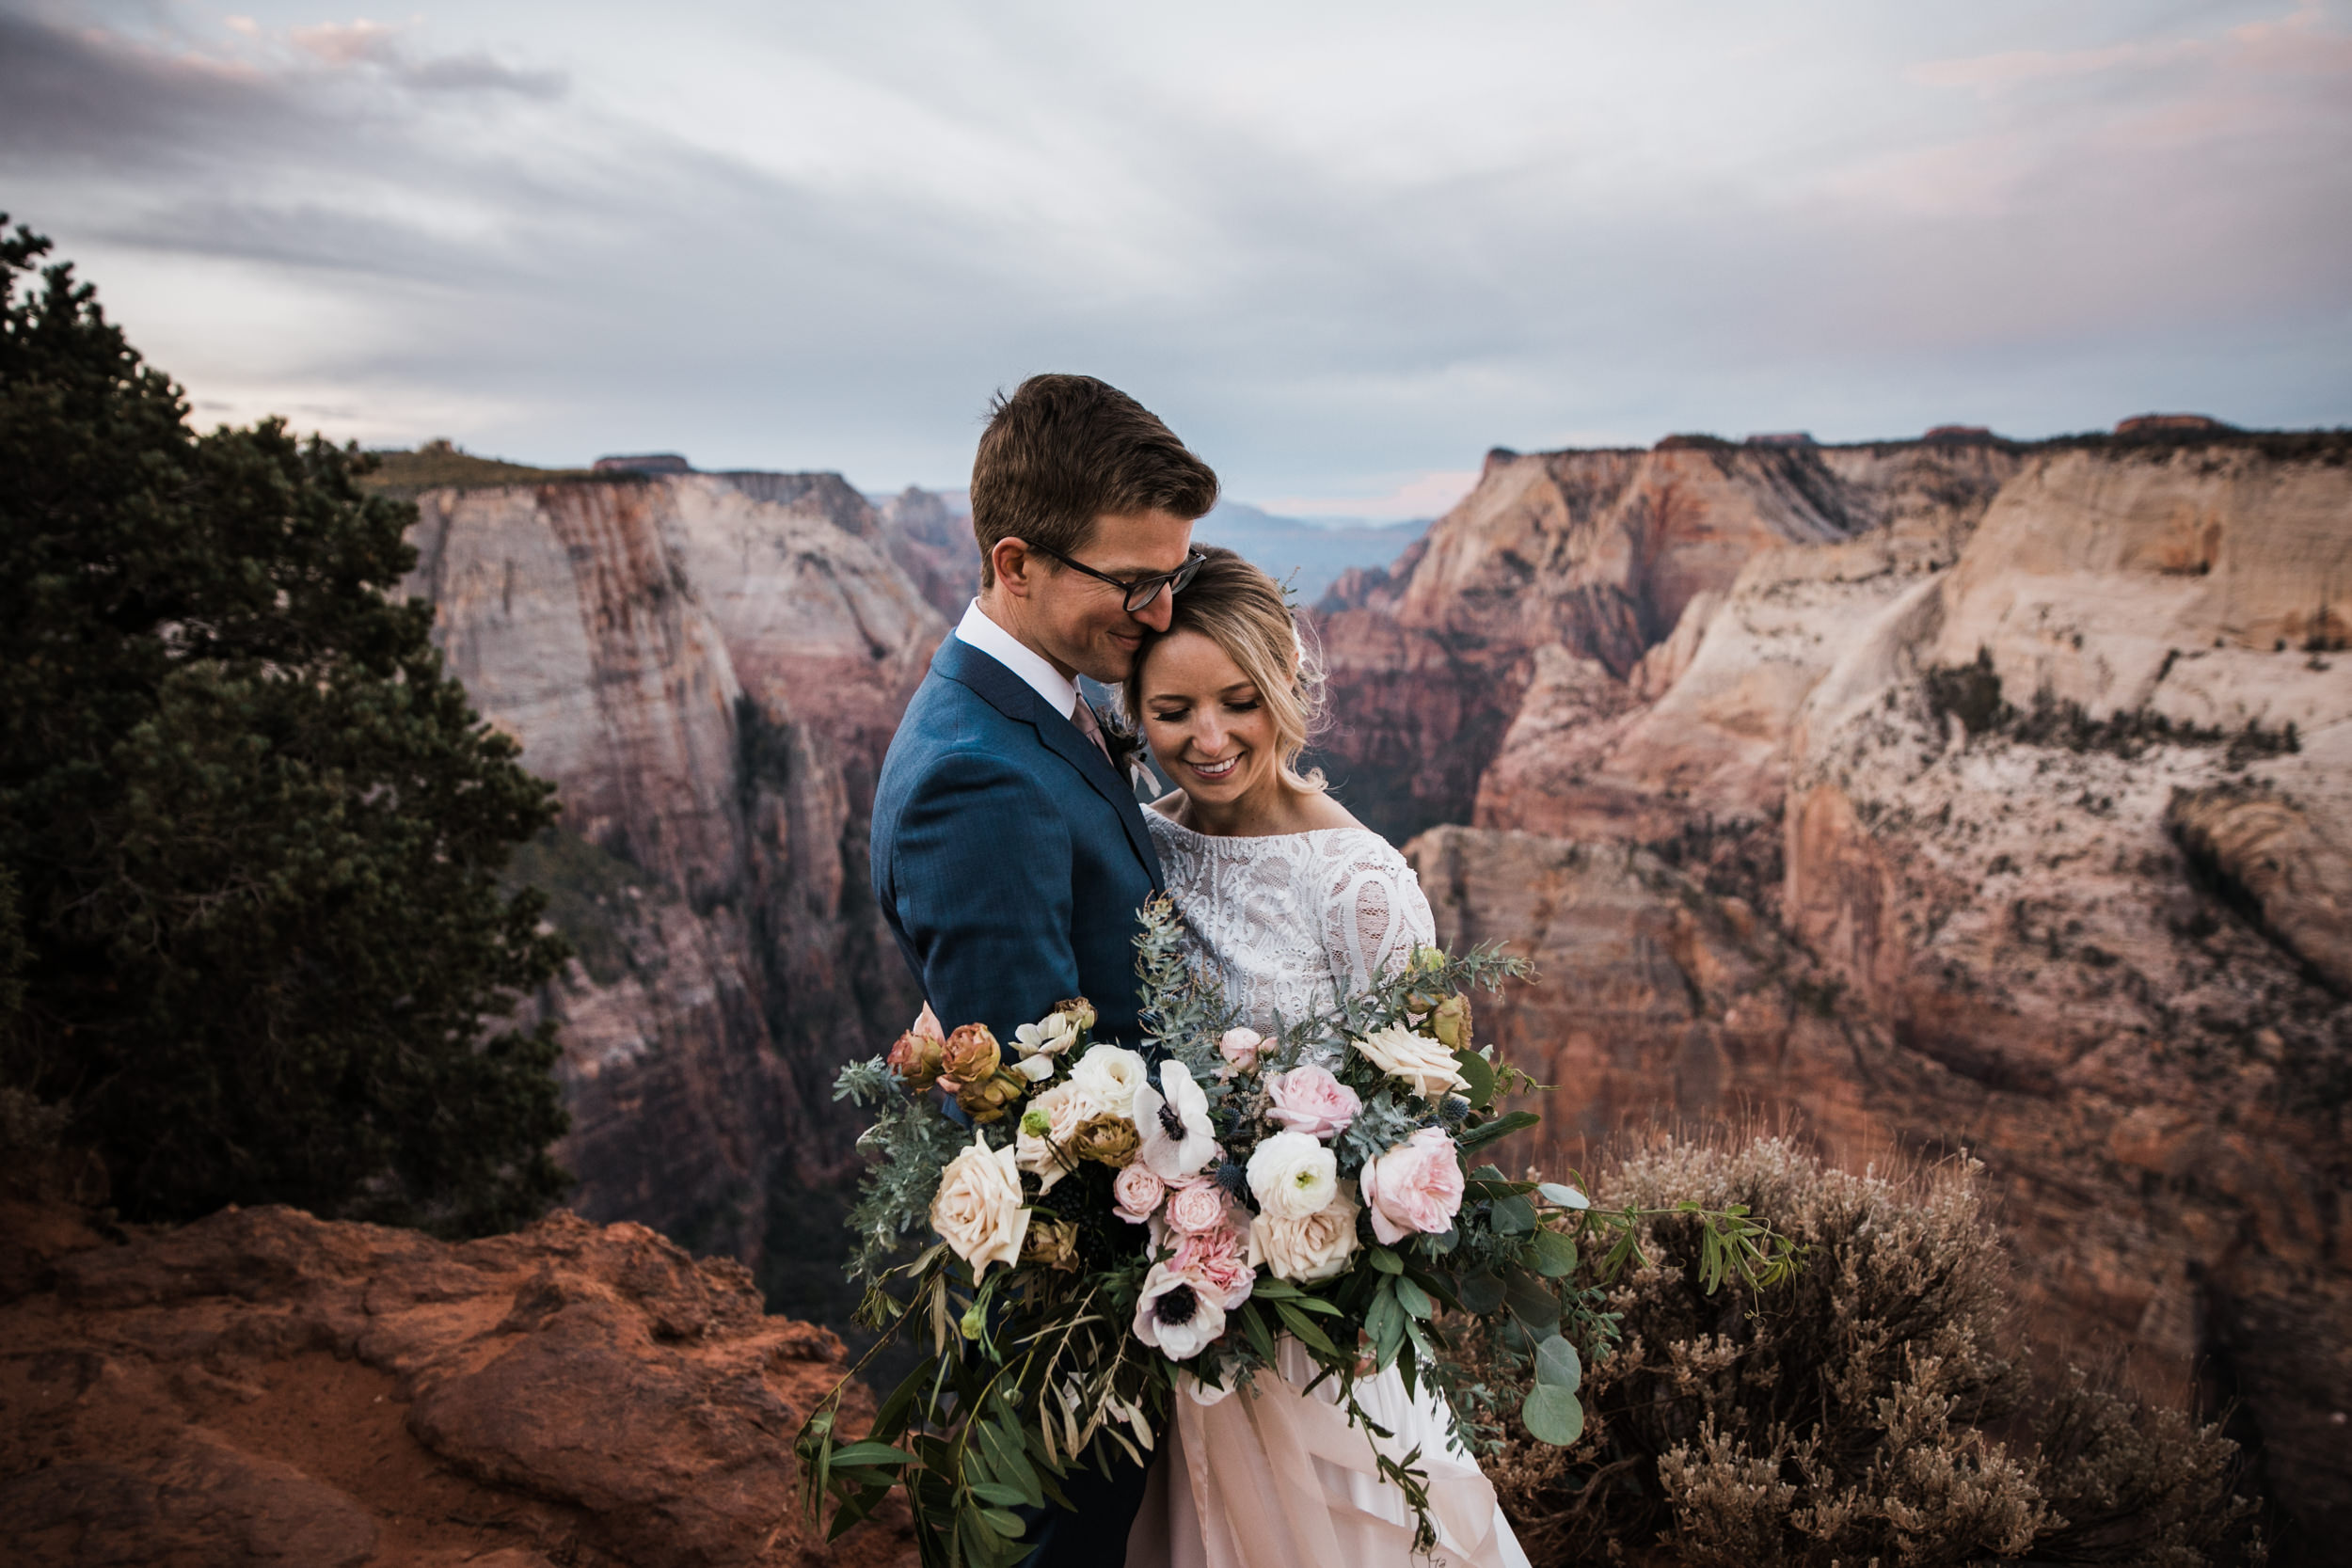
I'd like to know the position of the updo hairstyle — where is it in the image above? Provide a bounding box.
[1120,546,1327,788]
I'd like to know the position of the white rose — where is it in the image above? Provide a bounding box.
[1013,1081,1108,1195]
[1071,1044,1148,1119]
[1351,1023,1470,1101]
[1245,1130,1338,1221]
[1247,1182,1360,1283]
[930,1132,1031,1273]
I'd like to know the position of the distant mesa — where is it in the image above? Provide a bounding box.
[2115,413,2233,436]
[1655,433,1731,451]
[1743,431,1815,448]
[1923,424,1995,443]
[593,452,694,474]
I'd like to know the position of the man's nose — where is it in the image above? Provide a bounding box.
[1132,591,1174,633]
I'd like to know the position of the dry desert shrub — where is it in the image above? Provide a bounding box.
[1475,1134,2260,1567]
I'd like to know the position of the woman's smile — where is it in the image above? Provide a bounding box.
[1187,754,1241,782]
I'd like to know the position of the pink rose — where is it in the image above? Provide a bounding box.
[1264,1064,1363,1141]
[1359,1128,1465,1245]
[1166,1180,1229,1235]
[1218,1027,1267,1074]
[1113,1163,1166,1224]
[1171,1221,1255,1309]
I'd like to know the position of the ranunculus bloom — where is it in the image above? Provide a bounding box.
[1170,1220,1255,1309]
[1134,1260,1226,1360]
[1247,1183,1359,1282]
[887,1003,947,1089]
[1263,1064,1362,1140]
[1068,1112,1139,1167]
[1217,1027,1266,1074]
[1359,1127,1466,1244]
[940,1022,1002,1089]
[1136,1060,1217,1180]
[1246,1130,1337,1221]
[931,1132,1029,1273]
[1071,1044,1148,1120]
[1113,1163,1166,1224]
[1165,1180,1229,1235]
[1352,1022,1470,1101]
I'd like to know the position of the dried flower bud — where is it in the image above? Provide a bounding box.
[1023,1217,1081,1272]
[1428,993,1473,1052]
[941,1023,1002,1087]
[1053,997,1097,1037]
[957,1069,1025,1124]
[1067,1112,1140,1167]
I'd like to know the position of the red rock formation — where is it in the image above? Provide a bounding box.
[875,485,980,621]
[0,1196,913,1567]
[405,475,943,1263]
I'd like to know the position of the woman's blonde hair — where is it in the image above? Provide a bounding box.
[1121,546,1327,788]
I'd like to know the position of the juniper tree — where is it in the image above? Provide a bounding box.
[0,218,570,1235]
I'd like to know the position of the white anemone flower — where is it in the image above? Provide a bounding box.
[1132,1260,1226,1360]
[1134,1060,1217,1180]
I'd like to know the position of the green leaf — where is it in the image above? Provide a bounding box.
[823,1441,918,1468]
[1521,1384,1585,1446]
[1457,1111,1539,1152]
[1368,1245,1404,1275]
[1491,1194,1535,1235]
[1455,1269,1506,1315]
[1366,1288,1406,1369]
[1525,1227,1578,1278]
[1241,1299,1279,1367]
[1534,1334,1582,1393]
[967,1481,1030,1508]
[1503,1269,1562,1335]
[979,1506,1029,1538]
[1393,1276,1432,1320]
[1537,1181,1590,1210]
[1275,1299,1340,1357]
[1453,1048,1496,1110]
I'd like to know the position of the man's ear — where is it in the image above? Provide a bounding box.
[991,537,1038,598]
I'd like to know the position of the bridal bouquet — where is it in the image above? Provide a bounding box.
[798,900,1796,1565]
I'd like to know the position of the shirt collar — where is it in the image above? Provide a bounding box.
[955,599,1080,721]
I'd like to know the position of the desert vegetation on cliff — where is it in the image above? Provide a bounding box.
[0,221,570,1236]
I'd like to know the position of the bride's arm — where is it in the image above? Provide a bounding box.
[1325,847,1439,996]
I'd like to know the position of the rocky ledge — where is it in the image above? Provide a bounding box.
[0,1197,913,1567]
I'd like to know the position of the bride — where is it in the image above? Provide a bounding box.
[1115,547,1530,1568]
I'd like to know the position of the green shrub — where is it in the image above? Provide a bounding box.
[0,219,570,1237]
[1478,1135,2260,1566]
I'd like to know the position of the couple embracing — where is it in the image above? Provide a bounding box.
[871,373,1528,1567]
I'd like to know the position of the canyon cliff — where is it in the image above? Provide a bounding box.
[403,472,946,1266]
[1377,429,2352,1549]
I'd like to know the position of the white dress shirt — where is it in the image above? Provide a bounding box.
[955,599,1082,721]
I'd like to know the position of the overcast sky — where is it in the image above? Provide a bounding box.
[5,0,2348,515]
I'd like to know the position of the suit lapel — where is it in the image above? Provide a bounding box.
[931,638,1164,891]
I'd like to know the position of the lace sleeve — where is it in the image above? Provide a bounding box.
[1324,837,1439,996]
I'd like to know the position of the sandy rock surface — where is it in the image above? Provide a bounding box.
[0,1200,913,1568]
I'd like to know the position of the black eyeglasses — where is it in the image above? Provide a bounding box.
[1026,544,1208,613]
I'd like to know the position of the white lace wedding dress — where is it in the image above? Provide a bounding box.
[1125,812,1531,1568]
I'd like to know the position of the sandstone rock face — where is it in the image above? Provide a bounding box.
[405,475,943,1262]
[0,1198,912,1567]
[1371,432,2352,1546]
[1315,438,2023,839]
[874,486,980,622]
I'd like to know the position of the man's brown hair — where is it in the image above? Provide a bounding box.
[971,374,1219,587]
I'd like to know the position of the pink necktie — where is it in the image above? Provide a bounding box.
[1070,697,1113,765]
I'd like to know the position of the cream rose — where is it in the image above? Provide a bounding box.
[1351,1022,1470,1101]
[1070,1044,1148,1119]
[1247,1182,1360,1283]
[930,1132,1030,1273]
[1246,1130,1337,1221]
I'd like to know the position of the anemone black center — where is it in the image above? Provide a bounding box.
[1156,1283,1198,1324]
[1158,1102,1186,1139]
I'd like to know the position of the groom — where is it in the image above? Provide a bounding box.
[870,372,1218,1565]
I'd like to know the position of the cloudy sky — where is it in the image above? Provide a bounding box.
[5,0,2348,514]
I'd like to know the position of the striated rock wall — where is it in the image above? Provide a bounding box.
[1375,432,2352,1547]
[405,474,944,1264]
[0,1196,913,1567]
[1313,438,2023,840]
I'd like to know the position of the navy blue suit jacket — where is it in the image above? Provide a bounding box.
[872,634,1165,1051]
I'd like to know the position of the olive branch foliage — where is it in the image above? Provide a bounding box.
[798,898,1801,1565]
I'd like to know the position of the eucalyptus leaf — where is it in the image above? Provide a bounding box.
[1453,1048,1497,1110]
[1521,1384,1585,1446]
[1525,1227,1578,1278]
[1369,1245,1404,1275]
[1504,1269,1562,1335]
[1537,1181,1590,1210]
[1394,1277,1433,1319]
[1456,1269,1506,1315]
[1491,1195,1536,1235]
[1534,1334,1582,1393]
